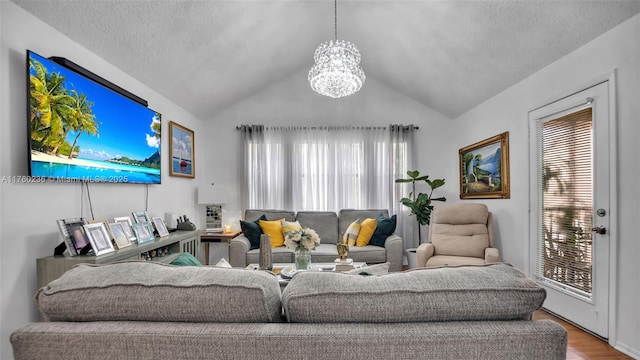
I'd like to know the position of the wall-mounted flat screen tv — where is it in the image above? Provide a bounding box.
[27,50,161,184]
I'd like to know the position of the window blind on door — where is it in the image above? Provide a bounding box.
[535,107,593,297]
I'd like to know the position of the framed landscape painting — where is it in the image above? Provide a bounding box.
[459,132,510,199]
[169,121,195,178]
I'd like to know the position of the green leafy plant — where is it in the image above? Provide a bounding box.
[395,170,446,244]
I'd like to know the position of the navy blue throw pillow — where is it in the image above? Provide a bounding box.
[369,214,397,247]
[240,214,267,250]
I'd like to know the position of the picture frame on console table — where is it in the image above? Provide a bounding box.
[459,131,510,199]
[169,121,195,178]
[113,216,136,243]
[133,222,155,244]
[152,216,170,237]
[88,218,116,244]
[132,211,151,224]
[83,222,115,256]
[56,218,89,256]
[109,222,132,249]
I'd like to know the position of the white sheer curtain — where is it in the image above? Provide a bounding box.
[240,125,415,238]
[389,124,416,250]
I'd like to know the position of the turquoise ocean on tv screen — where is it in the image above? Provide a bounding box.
[32,159,160,183]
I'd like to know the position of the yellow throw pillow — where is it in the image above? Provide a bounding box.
[282,220,302,235]
[342,219,361,247]
[259,218,286,248]
[356,218,377,247]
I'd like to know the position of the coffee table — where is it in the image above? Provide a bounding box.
[246,262,368,287]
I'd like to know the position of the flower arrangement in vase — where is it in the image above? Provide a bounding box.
[284,227,320,270]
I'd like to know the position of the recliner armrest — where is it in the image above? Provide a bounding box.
[229,236,251,267]
[416,243,435,268]
[485,247,500,263]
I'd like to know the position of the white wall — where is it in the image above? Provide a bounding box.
[0,3,208,358]
[202,67,452,229]
[446,14,640,357]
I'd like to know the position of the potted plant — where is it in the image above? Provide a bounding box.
[395,170,446,267]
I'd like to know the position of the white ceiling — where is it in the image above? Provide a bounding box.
[12,0,640,120]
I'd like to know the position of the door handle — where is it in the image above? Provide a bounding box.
[592,226,606,235]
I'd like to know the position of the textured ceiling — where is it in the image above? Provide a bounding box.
[12,0,640,120]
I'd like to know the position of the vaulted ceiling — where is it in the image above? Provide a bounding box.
[12,0,640,120]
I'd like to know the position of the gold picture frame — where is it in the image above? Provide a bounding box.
[169,121,195,178]
[109,222,132,249]
[459,132,510,199]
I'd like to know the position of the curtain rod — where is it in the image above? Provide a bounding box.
[235,125,419,130]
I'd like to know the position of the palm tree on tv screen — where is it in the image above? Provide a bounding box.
[65,90,98,159]
[30,59,98,157]
[29,59,73,149]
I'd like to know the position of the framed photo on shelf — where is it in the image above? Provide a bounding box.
[109,222,132,249]
[83,222,115,256]
[169,121,195,178]
[113,216,137,243]
[152,216,169,237]
[56,218,89,256]
[132,211,151,224]
[133,222,155,244]
[459,131,510,199]
[89,218,115,244]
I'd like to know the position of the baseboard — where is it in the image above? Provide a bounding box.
[614,342,640,359]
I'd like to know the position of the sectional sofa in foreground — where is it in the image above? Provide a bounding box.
[11,262,566,360]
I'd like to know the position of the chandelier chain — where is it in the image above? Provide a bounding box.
[334,0,338,41]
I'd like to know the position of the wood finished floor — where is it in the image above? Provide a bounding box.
[533,310,633,360]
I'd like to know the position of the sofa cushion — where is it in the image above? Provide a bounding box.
[247,246,294,264]
[342,219,361,246]
[239,214,267,250]
[169,252,202,266]
[346,244,387,264]
[282,263,545,323]
[37,262,283,323]
[295,211,338,245]
[281,220,302,235]
[369,214,396,247]
[259,218,286,247]
[245,209,295,222]
[430,203,490,258]
[356,218,377,246]
[338,209,389,235]
[431,224,489,258]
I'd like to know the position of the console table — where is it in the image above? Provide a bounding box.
[37,230,200,289]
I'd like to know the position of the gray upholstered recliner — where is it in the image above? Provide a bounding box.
[416,203,500,268]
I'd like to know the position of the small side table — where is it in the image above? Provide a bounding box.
[200,229,242,265]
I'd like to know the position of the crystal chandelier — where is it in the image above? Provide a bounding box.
[308,0,365,98]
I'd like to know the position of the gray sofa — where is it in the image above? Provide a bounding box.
[11,261,567,360]
[229,209,404,272]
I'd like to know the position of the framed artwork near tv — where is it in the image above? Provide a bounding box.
[459,132,510,199]
[169,121,195,178]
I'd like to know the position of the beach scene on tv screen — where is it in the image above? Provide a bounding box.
[28,51,161,184]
